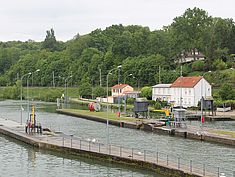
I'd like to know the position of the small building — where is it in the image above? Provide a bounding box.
[112,84,134,97]
[179,49,205,63]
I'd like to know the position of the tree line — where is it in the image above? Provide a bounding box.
[0,7,234,101]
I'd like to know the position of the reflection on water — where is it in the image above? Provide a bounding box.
[0,135,162,177]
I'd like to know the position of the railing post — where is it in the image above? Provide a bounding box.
[203,164,205,176]
[190,160,192,173]
[178,157,180,169]
[156,152,158,164]
[132,148,133,159]
[167,154,168,166]
[120,146,122,157]
[144,150,146,161]
[217,167,220,177]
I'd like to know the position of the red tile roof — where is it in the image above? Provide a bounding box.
[171,76,202,88]
[112,84,130,89]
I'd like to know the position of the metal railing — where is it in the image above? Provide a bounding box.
[43,135,234,177]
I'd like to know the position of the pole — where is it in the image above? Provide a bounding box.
[201,76,203,126]
[180,65,182,108]
[99,68,102,87]
[159,65,161,84]
[53,71,55,88]
[27,74,31,121]
[106,72,110,145]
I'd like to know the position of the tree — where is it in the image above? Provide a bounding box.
[79,76,92,98]
[171,7,212,60]
[218,84,235,100]
[94,86,106,97]
[140,86,152,100]
[42,28,61,51]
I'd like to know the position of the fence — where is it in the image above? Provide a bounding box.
[44,135,234,177]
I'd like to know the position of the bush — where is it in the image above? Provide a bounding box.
[154,102,162,109]
[148,100,156,106]
[212,59,227,70]
[192,60,205,71]
[127,98,135,104]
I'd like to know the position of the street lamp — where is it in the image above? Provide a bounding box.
[106,65,122,145]
[200,71,211,125]
[124,73,133,84]
[20,72,31,125]
[32,69,40,87]
[64,75,72,108]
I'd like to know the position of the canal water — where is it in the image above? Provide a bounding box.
[0,100,235,176]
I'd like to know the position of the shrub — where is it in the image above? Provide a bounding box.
[212,59,227,70]
[192,60,205,71]
[127,98,135,104]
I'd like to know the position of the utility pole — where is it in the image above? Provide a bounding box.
[99,68,102,87]
[180,65,183,109]
[159,65,161,84]
[52,71,55,88]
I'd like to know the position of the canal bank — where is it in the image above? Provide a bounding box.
[0,118,218,177]
[56,109,235,146]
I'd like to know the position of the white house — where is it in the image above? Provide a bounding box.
[152,84,172,102]
[152,76,212,107]
[179,49,205,63]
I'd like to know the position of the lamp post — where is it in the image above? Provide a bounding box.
[106,65,122,145]
[64,75,72,108]
[26,73,32,121]
[200,71,211,125]
[32,69,40,87]
[124,73,133,84]
[20,72,31,125]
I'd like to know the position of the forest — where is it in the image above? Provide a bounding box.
[0,7,234,101]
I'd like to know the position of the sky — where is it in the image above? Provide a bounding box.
[0,0,234,42]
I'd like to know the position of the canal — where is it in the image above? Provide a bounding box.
[0,100,234,176]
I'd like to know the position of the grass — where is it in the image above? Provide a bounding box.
[61,109,142,122]
[210,130,235,138]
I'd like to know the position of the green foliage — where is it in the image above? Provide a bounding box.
[94,86,106,97]
[212,59,227,70]
[154,102,162,109]
[79,76,92,98]
[0,8,234,91]
[140,86,152,100]
[192,60,205,71]
[218,84,235,100]
[127,97,135,105]
[148,100,156,106]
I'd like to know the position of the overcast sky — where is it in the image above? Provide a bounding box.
[0,0,234,42]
